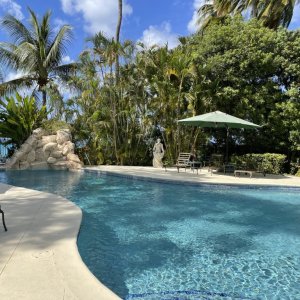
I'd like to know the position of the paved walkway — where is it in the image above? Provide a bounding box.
[0,166,299,300]
[0,182,120,300]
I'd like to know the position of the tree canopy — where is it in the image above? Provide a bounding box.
[64,17,300,167]
[0,8,299,172]
[197,0,299,30]
[0,8,75,107]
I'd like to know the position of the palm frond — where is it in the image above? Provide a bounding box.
[1,14,34,45]
[0,42,19,68]
[14,42,38,71]
[45,25,73,68]
[52,62,79,81]
[86,31,111,48]
[40,10,52,49]
[28,8,41,41]
[0,76,36,96]
[259,0,297,28]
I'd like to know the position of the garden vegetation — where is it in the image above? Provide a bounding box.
[0,4,299,174]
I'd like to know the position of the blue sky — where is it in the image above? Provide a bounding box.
[0,0,299,73]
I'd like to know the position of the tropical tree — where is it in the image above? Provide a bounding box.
[0,93,47,148]
[0,8,75,107]
[69,16,300,167]
[115,0,123,83]
[188,17,300,159]
[197,0,299,29]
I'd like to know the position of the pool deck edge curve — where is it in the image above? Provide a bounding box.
[0,182,121,300]
[84,165,300,188]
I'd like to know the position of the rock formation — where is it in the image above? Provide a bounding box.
[6,128,83,170]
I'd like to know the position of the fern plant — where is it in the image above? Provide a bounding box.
[0,93,47,148]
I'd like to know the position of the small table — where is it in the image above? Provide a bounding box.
[188,161,202,174]
[234,170,253,178]
[224,164,236,174]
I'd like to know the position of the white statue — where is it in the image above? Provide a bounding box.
[152,138,164,168]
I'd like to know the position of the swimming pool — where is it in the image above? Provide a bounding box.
[0,170,299,300]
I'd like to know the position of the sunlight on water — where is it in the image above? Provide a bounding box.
[1,170,299,300]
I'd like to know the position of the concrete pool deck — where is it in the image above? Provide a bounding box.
[0,182,120,300]
[0,166,300,300]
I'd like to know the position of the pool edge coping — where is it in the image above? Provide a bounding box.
[0,181,121,300]
[84,167,300,189]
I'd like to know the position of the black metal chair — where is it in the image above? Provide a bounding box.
[0,205,7,231]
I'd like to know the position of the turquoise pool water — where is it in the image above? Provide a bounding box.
[0,170,299,300]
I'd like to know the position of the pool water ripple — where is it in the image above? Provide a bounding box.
[0,170,299,300]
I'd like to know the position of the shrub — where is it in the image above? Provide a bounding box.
[290,159,300,176]
[231,153,286,174]
[41,119,71,134]
[0,93,47,148]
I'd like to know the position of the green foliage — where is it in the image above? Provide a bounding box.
[186,18,300,158]
[0,93,47,148]
[197,0,298,30]
[290,159,300,176]
[231,153,286,174]
[66,17,300,168]
[41,119,71,135]
[0,8,75,108]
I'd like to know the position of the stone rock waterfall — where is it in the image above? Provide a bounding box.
[6,128,83,170]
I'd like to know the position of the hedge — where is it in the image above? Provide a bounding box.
[231,153,286,175]
[290,160,300,177]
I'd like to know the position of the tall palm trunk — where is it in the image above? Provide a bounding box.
[112,0,123,164]
[251,0,259,18]
[115,0,122,84]
[42,90,47,107]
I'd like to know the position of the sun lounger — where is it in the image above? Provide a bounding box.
[175,153,201,174]
[175,153,191,172]
[234,167,266,178]
[234,169,254,178]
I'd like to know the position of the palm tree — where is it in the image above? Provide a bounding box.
[115,0,123,84]
[196,0,229,30]
[197,0,299,29]
[0,8,74,106]
[259,0,298,28]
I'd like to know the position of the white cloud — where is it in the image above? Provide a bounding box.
[5,70,27,82]
[188,10,199,33]
[188,0,205,33]
[61,55,73,64]
[60,0,133,36]
[0,0,24,20]
[61,0,73,14]
[53,18,69,33]
[139,22,179,49]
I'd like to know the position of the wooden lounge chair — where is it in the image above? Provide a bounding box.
[175,152,201,174]
[175,153,192,173]
[234,168,266,178]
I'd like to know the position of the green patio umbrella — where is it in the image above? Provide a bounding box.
[178,110,261,162]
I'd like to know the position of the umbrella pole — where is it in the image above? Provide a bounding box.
[226,127,229,163]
